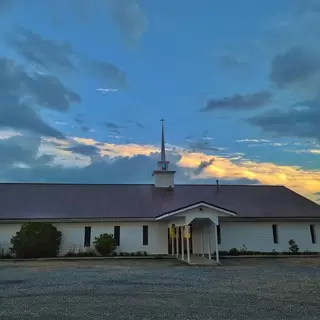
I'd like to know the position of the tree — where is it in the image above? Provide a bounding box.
[10,222,62,258]
[93,233,116,256]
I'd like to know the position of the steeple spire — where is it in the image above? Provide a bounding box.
[160,118,166,162]
[152,118,176,188]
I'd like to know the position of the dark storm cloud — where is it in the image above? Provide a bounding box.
[0,134,53,167]
[188,140,221,153]
[83,59,128,89]
[104,122,127,130]
[136,121,144,128]
[6,26,128,88]
[248,105,320,141]
[7,25,77,72]
[0,99,64,138]
[24,73,81,111]
[270,46,320,87]
[105,0,147,48]
[194,158,214,175]
[201,91,272,111]
[66,144,100,157]
[0,57,80,112]
[0,57,77,137]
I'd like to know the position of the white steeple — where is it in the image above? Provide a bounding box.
[152,118,176,188]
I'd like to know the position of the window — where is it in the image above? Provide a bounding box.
[310,225,316,244]
[143,225,149,245]
[272,224,278,244]
[114,226,120,246]
[162,163,167,170]
[84,226,91,247]
[217,225,221,245]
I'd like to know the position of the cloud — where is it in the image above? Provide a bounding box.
[194,158,214,175]
[201,91,272,111]
[249,99,320,141]
[7,25,77,72]
[0,57,79,137]
[1,135,320,202]
[0,98,64,138]
[6,26,128,88]
[236,139,270,143]
[66,144,101,157]
[105,0,147,48]
[104,122,127,130]
[84,59,127,89]
[270,46,320,88]
[0,57,80,112]
[96,88,119,92]
[24,73,81,111]
[136,121,144,128]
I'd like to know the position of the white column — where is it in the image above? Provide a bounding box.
[208,225,211,260]
[215,223,220,263]
[176,227,179,258]
[181,227,185,261]
[201,228,205,257]
[186,225,190,264]
[171,226,174,256]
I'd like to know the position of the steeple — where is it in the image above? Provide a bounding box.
[160,118,166,162]
[152,118,176,188]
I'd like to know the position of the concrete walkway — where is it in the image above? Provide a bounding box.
[178,254,221,266]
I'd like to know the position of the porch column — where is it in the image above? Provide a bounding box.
[175,226,179,258]
[215,223,220,263]
[208,225,211,260]
[181,227,185,261]
[201,227,205,257]
[171,226,174,256]
[186,225,191,264]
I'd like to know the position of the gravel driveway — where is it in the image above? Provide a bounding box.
[0,258,320,320]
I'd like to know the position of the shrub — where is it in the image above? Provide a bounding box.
[0,243,12,259]
[229,248,239,255]
[10,222,62,258]
[93,233,116,256]
[288,239,299,253]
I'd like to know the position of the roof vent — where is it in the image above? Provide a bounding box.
[216,179,219,192]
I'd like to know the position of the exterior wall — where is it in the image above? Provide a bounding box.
[0,221,169,256]
[153,172,175,188]
[192,221,320,253]
[1,220,320,257]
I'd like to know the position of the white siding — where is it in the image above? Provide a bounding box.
[216,221,320,252]
[153,172,175,188]
[1,220,320,256]
[0,221,169,256]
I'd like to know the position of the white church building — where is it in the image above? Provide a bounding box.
[0,121,320,262]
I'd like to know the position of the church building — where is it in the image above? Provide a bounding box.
[0,120,319,262]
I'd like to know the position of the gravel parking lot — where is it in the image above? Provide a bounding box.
[0,258,320,320]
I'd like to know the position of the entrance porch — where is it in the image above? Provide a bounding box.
[155,201,236,265]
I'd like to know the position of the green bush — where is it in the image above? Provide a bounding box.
[10,222,61,258]
[93,233,116,256]
[0,244,12,259]
[229,248,239,255]
[288,239,299,253]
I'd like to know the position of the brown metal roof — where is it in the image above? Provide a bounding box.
[0,183,319,220]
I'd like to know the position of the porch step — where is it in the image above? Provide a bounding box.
[177,254,221,266]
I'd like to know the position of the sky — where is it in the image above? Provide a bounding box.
[0,0,319,203]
